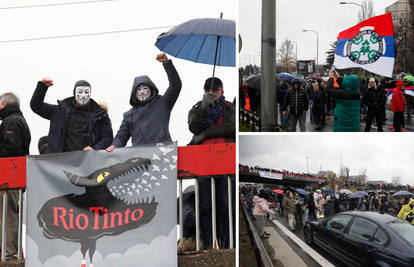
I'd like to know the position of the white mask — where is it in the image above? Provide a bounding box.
[75,86,91,106]
[136,84,151,102]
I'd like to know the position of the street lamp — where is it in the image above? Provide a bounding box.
[248,53,261,73]
[306,157,308,174]
[303,30,318,74]
[291,41,298,72]
[340,2,365,21]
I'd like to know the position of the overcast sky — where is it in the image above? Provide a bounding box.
[239,134,413,185]
[0,0,236,154]
[239,0,398,71]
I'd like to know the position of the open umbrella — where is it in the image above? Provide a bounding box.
[355,191,368,196]
[392,191,413,199]
[273,189,284,195]
[404,75,414,83]
[296,188,307,196]
[244,74,261,90]
[277,72,294,81]
[155,14,235,89]
[349,193,363,199]
[339,189,352,195]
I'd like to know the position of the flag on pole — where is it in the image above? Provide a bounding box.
[333,13,395,77]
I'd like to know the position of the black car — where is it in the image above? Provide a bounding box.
[303,211,414,267]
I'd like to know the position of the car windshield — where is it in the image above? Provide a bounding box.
[387,220,414,247]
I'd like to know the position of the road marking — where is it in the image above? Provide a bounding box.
[272,220,335,267]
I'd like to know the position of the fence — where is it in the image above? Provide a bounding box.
[239,108,261,131]
[0,143,235,261]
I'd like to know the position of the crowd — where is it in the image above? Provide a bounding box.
[241,70,413,132]
[240,183,414,238]
[239,164,326,180]
[0,53,236,259]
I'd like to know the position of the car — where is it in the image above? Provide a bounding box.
[303,210,414,267]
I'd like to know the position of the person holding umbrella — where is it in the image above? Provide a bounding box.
[187,76,235,249]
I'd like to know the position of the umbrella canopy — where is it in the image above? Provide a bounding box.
[367,190,376,194]
[155,16,236,68]
[404,75,414,83]
[277,72,294,81]
[296,188,307,196]
[244,74,261,90]
[349,193,364,199]
[273,189,284,195]
[355,191,368,196]
[392,191,413,199]
[339,189,352,195]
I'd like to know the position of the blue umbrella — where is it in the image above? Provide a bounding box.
[277,72,294,81]
[155,14,235,88]
[296,188,307,196]
[356,191,368,196]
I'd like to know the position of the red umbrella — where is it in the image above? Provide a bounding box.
[273,189,284,195]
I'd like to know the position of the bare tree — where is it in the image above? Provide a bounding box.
[392,7,414,74]
[358,0,375,23]
[391,176,402,185]
[357,168,367,185]
[276,39,296,73]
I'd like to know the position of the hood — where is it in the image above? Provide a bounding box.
[130,75,159,106]
[396,80,404,91]
[253,196,263,203]
[0,104,21,119]
[341,75,360,93]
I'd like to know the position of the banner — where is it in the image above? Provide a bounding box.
[334,13,395,77]
[26,142,178,267]
[258,171,282,180]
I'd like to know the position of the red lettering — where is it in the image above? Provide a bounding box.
[53,207,69,230]
[110,212,123,227]
[69,209,74,229]
[124,208,130,224]
[90,207,103,230]
[76,214,88,230]
[131,209,144,221]
[102,208,109,229]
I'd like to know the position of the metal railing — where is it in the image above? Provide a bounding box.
[240,108,261,131]
[0,143,235,261]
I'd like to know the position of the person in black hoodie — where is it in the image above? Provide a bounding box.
[282,78,309,132]
[305,193,316,219]
[306,80,315,121]
[277,79,289,127]
[0,92,31,260]
[363,78,386,132]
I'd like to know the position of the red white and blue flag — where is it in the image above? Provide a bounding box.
[387,86,414,100]
[334,13,395,77]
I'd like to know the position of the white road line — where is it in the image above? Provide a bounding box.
[272,220,336,267]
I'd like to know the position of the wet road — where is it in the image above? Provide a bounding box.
[268,208,348,267]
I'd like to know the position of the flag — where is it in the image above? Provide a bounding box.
[387,86,414,100]
[334,13,395,77]
[26,142,178,267]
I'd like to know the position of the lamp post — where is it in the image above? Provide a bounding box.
[302,30,318,74]
[340,156,342,180]
[248,53,261,73]
[306,157,308,174]
[291,41,298,72]
[339,2,365,21]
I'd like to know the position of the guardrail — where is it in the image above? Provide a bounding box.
[0,143,235,261]
[240,108,261,132]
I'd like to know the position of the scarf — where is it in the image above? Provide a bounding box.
[205,95,225,128]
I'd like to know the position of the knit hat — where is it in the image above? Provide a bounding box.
[73,80,91,96]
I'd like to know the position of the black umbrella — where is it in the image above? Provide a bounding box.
[244,74,261,90]
[392,191,413,199]
[349,193,364,199]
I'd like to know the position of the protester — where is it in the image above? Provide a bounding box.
[282,191,296,231]
[187,76,235,249]
[277,79,289,127]
[306,80,315,121]
[312,82,324,130]
[106,53,181,151]
[398,198,414,224]
[340,193,349,211]
[241,184,258,217]
[379,195,389,212]
[325,196,335,217]
[306,192,316,219]
[357,197,367,211]
[253,193,275,238]
[282,78,308,132]
[390,80,406,132]
[333,194,341,214]
[31,77,113,153]
[326,70,362,132]
[363,78,386,132]
[404,78,414,119]
[0,92,31,261]
[294,192,303,223]
[371,195,379,211]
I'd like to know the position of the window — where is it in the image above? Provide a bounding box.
[349,217,378,241]
[388,220,414,247]
[373,228,388,245]
[326,215,353,232]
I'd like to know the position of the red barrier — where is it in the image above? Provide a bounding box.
[0,143,236,188]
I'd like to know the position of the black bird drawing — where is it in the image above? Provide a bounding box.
[37,157,158,266]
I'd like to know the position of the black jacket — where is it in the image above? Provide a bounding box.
[0,105,31,157]
[30,81,113,153]
[363,87,386,109]
[312,91,324,109]
[277,83,289,106]
[282,87,309,115]
[188,100,235,143]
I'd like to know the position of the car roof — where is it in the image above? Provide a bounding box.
[339,210,400,224]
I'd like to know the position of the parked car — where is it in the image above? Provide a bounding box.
[303,210,414,267]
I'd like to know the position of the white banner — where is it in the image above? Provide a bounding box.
[258,171,283,180]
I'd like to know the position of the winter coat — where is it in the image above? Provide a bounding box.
[30,82,112,153]
[379,201,389,213]
[277,83,289,106]
[326,75,362,132]
[391,80,406,113]
[282,87,309,115]
[282,196,296,214]
[111,60,181,147]
[306,194,315,207]
[306,85,315,100]
[363,86,386,109]
[333,197,341,214]
[0,105,31,157]
[325,200,335,217]
[253,196,275,216]
[241,188,258,204]
[312,91,324,109]
[188,100,235,143]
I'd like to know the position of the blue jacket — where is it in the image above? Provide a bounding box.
[30,81,113,153]
[111,60,182,147]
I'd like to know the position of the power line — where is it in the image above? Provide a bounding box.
[0,26,173,43]
[0,0,116,10]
